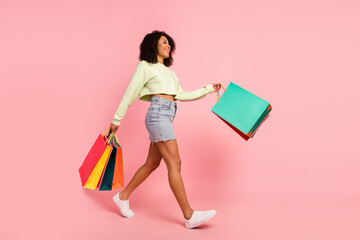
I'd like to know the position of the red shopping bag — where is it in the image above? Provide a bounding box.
[79,130,113,188]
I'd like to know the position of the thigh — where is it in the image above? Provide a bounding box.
[155,140,181,170]
[145,141,162,166]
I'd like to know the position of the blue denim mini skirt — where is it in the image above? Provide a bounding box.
[145,96,177,142]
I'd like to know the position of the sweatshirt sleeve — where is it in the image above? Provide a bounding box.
[112,61,146,126]
[174,73,214,102]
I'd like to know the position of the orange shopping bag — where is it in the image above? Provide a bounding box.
[111,135,124,189]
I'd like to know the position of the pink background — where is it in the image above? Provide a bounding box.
[1,0,359,239]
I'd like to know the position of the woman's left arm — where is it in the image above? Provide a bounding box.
[174,73,220,101]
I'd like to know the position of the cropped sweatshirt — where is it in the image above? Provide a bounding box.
[112,60,215,126]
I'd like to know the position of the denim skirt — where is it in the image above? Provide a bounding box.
[145,96,177,142]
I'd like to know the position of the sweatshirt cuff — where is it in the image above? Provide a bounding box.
[112,119,121,126]
[205,84,214,93]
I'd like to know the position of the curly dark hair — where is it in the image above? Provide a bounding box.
[139,30,176,67]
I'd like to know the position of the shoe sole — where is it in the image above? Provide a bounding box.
[186,210,217,229]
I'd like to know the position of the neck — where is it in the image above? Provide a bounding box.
[157,56,164,64]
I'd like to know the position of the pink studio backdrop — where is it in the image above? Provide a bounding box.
[1,0,359,239]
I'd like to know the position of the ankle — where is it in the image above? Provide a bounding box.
[119,192,129,200]
[184,210,194,220]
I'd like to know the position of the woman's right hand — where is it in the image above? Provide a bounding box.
[110,122,119,134]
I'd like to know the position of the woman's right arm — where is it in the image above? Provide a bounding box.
[110,61,146,132]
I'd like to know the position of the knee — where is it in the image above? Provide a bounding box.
[145,160,161,172]
[166,158,181,172]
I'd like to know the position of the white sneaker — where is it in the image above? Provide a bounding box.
[184,210,217,228]
[112,192,135,218]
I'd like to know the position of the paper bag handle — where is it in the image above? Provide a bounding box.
[104,128,122,147]
[104,128,115,145]
[216,84,227,102]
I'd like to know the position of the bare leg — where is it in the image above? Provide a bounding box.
[155,140,194,220]
[119,141,162,200]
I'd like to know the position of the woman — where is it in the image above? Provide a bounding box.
[109,30,221,229]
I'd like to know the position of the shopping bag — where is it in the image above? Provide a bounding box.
[111,135,124,189]
[99,136,119,191]
[79,129,114,190]
[98,134,124,191]
[84,145,111,190]
[211,82,272,140]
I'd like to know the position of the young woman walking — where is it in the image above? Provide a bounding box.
[110,30,221,228]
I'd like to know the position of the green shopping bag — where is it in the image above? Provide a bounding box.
[99,134,123,191]
[211,82,272,140]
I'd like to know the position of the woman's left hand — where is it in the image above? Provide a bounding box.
[212,83,221,92]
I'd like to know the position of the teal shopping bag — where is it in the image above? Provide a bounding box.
[211,82,272,141]
[98,131,122,191]
[98,145,117,191]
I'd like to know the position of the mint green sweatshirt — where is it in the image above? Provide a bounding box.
[112,60,214,126]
